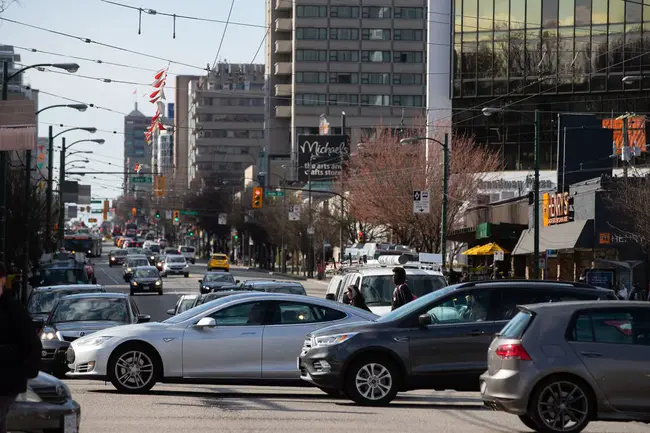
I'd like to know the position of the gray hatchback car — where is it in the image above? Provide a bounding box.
[481,301,650,433]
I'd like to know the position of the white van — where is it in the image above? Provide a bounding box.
[178,246,196,264]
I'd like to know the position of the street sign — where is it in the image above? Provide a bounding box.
[546,249,558,258]
[265,189,285,198]
[493,250,504,261]
[413,190,430,214]
[91,210,102,214]
[288,205,300,221]
[180,210,198,216]
[307,226,315,235]
[132,177,153,184]
[91,200,102,204]
[218,213,227,225]
[165,210,172,219]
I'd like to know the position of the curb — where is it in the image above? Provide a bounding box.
[245,267,331,285]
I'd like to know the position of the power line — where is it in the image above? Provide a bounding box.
[211,0,237,71]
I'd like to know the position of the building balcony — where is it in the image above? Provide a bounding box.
[275,0,291,10]
[275,84,291,97]
[274,62,291,75]
[275,106,291,118]
[275,18,292,32]
[274,40,292,54]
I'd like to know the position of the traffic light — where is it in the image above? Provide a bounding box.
[173,210,180,222]
[358,231,365,242]
[134,163,142,174]
[189,229,194,237]
[155,210,160,219]
[233,231,239,240]
[252,186,263,209]
[131,207,136,216]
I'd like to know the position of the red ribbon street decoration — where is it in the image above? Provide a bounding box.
[145,65,170,144]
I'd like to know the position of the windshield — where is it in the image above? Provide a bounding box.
[376,285,458,322]
[127,259,149,268]
[204,273,235,283]
[168,257,186,263]
[177,297,197,314]
[267,285,306,295]
[360,274,447,306]
[27,288,102,314]
[50,298,129,323]
[126,248,144,255]
[134,268,159,278]
[165,249,178,254]
[40,268,89,286]
[180,247,195,253]
[64,239,92,252]
[148,245,160,253]
[211,255,228,260]
[113,250,127,257]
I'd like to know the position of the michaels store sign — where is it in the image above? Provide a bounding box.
[477,171,557,203]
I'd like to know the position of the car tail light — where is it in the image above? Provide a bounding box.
[495,343,531,361]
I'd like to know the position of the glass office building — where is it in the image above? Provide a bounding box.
[452,0,650,170]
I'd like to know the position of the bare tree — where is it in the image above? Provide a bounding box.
[346,126,502,252]
[606,178,650,250]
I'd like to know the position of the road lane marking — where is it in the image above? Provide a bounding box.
[98,265,121,285]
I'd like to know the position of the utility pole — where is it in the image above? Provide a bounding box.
[340,111,346,264]
[622,114,629,183]
[22,144,31,300]
[533,109,541,279]
[441,133,449,271]
[307,156,313,278]
[45,125,54,252]
[57,137,66,247]
[0,62,9,263]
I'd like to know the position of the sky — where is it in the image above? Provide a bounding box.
[1,0,266,200]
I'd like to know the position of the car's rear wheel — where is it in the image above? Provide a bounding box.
[108,344,159,393]
[528,376,593,433]
[345,356,399,406]
[518,414,539,431]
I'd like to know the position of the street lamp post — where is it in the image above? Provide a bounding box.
[483,107,540,279]
[400,134,450,270]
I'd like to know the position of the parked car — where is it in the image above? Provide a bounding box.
[481,300,650,433]
[123,256,150,282]
[27,284,106,323]
[67,293,378,393]
[192,290,257,307]
[299,280,618,406]
[199,271,236,294]
[40,293,148,376]
[130,266,164,296]
[108,248,128,266]
[7,372,81,433]
[166,294,199,316]
[207,253,230,271]
[161,255,189,277]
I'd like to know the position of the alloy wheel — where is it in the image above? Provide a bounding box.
[114,350,155,390]
[537,381,589,432]
[355,363,393,401]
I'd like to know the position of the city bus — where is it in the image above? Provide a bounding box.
[125,223,138,238]
[63,233,103,257]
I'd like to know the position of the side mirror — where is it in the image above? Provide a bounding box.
[195,317,217,328]
[136,314,151,323]
[418,314,433,327]
[198,279,203,284]
[166,308,175,316]
[325,293,335,301]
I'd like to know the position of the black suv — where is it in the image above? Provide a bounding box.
[298,280,617,406]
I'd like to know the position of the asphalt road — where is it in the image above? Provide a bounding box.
[65,244,648,432]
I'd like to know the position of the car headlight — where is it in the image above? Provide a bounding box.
[150,256,155,260]
[155,280,162,286]
[110,257,115,261]
[313,333,358,348]
[131,280,138,286]
[41,331,58,341]
[15,388,42,403]
[75,335,113,347]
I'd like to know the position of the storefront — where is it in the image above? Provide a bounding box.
[511,176,647,290]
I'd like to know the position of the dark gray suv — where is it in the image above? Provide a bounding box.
[298,280,617,406]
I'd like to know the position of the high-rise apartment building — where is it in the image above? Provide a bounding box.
[173,75,201,193]
[187,63,265,190]
[123,103,152,196]
[265,0,428,175]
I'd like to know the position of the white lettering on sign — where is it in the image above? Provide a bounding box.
[299,140,349,158]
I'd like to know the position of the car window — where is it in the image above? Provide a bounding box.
[204,273,235,283]
[359,274,447,307]
[114,250,127,256]
[572,311,635,344]
[181,247,195,253]
[178,297,197,314]
[425,289,492,323]
[27,289,102,314]
[499,311,534,339]
[270,301,346,324]
[208,301,268,326]
[167,256,186,263]
[134,268,159,278]
[267,285,307,295]
[212,254,228,260]
[129,259,149,268]
[50,298,129,323]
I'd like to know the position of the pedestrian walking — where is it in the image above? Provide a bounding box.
[0,262,42,433]
[346,285,371,312]
[391,267,415,311]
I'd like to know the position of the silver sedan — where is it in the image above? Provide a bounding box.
[66,292,378,393]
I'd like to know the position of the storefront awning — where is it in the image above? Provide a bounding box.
[462,245,485,256]
[511,220,594,255]
[462,242,509,256]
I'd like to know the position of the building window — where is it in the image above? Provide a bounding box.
[394,29,424,41]
[296,28,328,40]
[361,73,391,84]
[330,28,359,40]
[296,5,327,17]
[330,6,359,18]
[198,97,213,106]
[295,93,326,105]
[250,130,264,139]
[362,29,391,40]
[393,73,423,85]
[394,7,424,19]
[329,72,358,84]
[296,50,327,62]
[362,6,391,18]
[296,71,327,83]
[328,94,359,106]
[392,95,423,107]
[198,113,213,122]
[394,51,423,63]
[329,50,360,62]
[361,95,391,106]
[362,50,391,62]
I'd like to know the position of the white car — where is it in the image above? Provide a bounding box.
[65,292,378,393]
[178,246,196,264]
[162,255,189,278]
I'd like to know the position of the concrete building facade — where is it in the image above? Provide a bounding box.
[173,75,201,194]
[123,103,152,196]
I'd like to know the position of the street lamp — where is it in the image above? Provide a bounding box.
[66,158,90,166]
[400,134,450,270]
[483,106,541,279]
[36,104,87,116]
[622,75,644,84]
[66,150,94,158]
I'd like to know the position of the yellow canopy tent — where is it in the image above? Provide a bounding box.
[462,244,486,256]
[472,242,509,256]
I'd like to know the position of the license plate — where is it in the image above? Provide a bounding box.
[143,286,149,290]
[64,414,78,433]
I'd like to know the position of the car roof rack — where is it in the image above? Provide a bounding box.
[338,253,444,273]
[454,280,601,289]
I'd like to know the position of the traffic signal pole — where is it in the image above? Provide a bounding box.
[57,137,66,247]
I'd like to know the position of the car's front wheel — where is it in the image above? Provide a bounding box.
[108,344,159,393]
[345,356,399,406]
[527,376,594,433]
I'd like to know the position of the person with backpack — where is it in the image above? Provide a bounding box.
[0,262,42,433]
[392,267,415,311]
